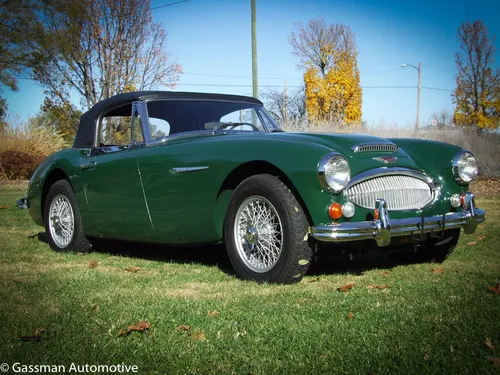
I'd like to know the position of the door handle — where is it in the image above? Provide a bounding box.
[80,161,97,171]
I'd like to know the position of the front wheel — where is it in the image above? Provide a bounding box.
[224,174,313,284]
[44,180,91,253]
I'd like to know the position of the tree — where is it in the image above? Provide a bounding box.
[0,0,37,92]
[0,97,7,135]
[262,87,306,124]
[289,18,362,123]
[31,0,182,113]
[452,20,500,129]
[28,99,83,143]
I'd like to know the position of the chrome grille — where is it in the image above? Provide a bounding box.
[345,175,433,210]
[354,144,398,153]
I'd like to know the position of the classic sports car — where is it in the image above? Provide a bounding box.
[18,91,485,283]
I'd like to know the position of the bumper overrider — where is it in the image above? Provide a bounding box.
[311,192,485,247]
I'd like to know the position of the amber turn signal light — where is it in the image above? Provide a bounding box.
[329,203,343,220]
[374,208,379,220]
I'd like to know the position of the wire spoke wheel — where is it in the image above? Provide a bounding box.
[234,195,283,273]
[48,194,75,248]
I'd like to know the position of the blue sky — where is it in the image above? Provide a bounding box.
[4,0,500,127]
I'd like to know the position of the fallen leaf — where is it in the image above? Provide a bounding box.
[485,337,496,351]
[432,267,445,275]
[467,241,477,246]
[128,321,151,332]
[117,329,129,337]
[19,335,43,342]
[424,353,430,361]
[488,282,500,295]
[192,331,206,342]
[478,235,487,241]
[367,284,389,290]
[488,357,500,366]
[298,259,309,265]
[0,205,9,209]
[88,260,99,269]
[337,282,355,292]
[346,312,354,320]
[90,304,99,312]
[207,310,219,317]
[176,325,191,331]
[12,278,24,283]
[380,271,390,278]
[124,267,142,273]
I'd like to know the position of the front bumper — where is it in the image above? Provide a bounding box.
[311,192,485,247]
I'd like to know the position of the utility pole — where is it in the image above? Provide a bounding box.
[401,62,422,130]
[284,80,287,123]
[416,62,421,130]
[251,0,258,99]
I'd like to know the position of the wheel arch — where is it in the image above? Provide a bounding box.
[214,160,313,239]
[41,168,71,221]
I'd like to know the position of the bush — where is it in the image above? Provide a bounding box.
[0,150,45,180]
[0,123,68,181]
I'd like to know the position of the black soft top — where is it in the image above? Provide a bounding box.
[73,91,263,148]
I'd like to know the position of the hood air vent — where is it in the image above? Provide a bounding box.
[352,144,398,153]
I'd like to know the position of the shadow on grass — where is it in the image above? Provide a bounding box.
[30,232,428,278]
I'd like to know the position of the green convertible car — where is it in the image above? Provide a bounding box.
[18,91,485,283]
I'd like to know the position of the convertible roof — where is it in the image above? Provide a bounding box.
[74,91,263,148]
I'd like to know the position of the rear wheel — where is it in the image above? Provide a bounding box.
[44,180,91,253]
[224,174,313,284]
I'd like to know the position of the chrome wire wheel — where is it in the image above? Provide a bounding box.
[48,194,75,248]
[234,195,283,273]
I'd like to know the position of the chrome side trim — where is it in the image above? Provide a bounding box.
[171,166,209,173]
[311,192,484,246]
[351,143,398,153]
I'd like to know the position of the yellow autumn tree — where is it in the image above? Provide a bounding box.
[290,19,362,124]
[453,21,500,129]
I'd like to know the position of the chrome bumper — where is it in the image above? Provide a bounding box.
[311,192,485,247]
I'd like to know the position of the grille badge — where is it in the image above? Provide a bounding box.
[373,156,398,164]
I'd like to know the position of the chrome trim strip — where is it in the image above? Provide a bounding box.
[172,166,209,173]
[310,192,484,246]
[351,143,398,153]
[137,158,154,230]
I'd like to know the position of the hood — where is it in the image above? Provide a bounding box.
[266,132,421,175]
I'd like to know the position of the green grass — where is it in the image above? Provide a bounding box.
[1,188,499,374]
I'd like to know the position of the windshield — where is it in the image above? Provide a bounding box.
[145,99,281,140]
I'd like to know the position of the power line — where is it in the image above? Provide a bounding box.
[421,86,453,92]
[150,0,190,11]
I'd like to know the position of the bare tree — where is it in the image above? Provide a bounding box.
[31,0,182,112]
[262,88,306,125]
[289,18,356,77]
[452,20,499,129]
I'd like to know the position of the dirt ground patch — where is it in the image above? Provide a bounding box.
[471,178,500,198]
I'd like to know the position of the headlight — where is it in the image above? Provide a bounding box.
[452,150,478,184]
[318,153,350,193]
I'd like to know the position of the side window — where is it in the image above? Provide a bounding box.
[149,117,170,140]
[220,108,264,131]
[99,105,144,146]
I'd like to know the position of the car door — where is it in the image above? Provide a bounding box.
[79,101,153,241]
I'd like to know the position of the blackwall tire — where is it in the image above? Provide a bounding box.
[44,180,91,253]
[224,174,313,284]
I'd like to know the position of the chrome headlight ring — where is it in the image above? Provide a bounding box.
[318,152,351,194]
[452,150,478,185]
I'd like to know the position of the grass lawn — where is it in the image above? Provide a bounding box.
[1,188,499,374]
